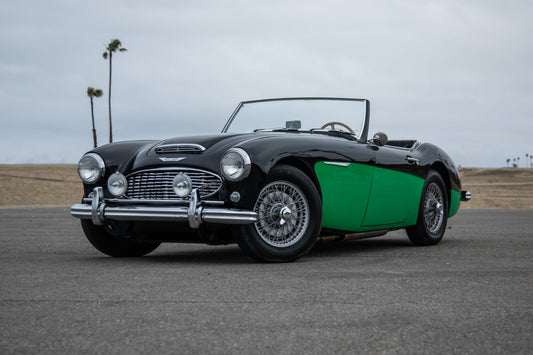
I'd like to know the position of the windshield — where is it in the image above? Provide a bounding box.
[222,98,368,138]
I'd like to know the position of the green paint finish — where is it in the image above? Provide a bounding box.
[314,162,374,231]
[361,168,424,228]
[315,161,425,232]
[449,189,461,218]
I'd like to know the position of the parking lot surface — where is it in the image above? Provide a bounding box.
[1,208,532,354]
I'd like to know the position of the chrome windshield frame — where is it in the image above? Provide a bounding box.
[221,97,370,143]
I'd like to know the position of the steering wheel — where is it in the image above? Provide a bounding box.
[320,121,356,134]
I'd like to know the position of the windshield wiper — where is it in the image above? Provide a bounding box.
[272,128,301,132]
[253,128,301,133]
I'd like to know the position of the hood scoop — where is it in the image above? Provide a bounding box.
[155,143,206,154]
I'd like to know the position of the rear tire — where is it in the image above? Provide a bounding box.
[406,170,448,246]
[236,165,322,262]
[81,219,161,257]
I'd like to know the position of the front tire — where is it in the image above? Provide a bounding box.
[81,219,161,257]
[406,170,448,246]
[236,165,322,262]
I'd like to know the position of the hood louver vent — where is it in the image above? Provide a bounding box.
[155,143,206,154]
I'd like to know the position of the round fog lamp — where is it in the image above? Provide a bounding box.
[107,172,128,197]
[173,174,192,197]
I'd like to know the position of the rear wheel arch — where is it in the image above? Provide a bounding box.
[431,162,451,204]
[406,169,449,246]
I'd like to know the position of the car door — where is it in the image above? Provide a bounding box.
[361,144,424,228]
[314,142,377,232]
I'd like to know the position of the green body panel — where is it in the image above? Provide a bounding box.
[314,162,374,231]
[449,189,461,218]
[314,161,424,232]
[361,167,424,228]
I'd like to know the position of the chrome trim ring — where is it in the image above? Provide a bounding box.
[220,147,252,182]
[253,181,310,248]
[423,182,445,234]
[78,153,105,183]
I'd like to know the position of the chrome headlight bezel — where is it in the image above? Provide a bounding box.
[220,147,251,182]
[107,171,128,197]
[77,153,105,184]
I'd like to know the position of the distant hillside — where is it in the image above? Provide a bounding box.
[459,168,533,209]
[1,165,532,209]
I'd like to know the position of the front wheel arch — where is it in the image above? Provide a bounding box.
[273,157,323,202]
[235,165,322,262]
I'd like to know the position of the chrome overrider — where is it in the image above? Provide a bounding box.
[70,187,258,228]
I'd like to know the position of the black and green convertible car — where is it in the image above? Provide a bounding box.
[71,97,471,262]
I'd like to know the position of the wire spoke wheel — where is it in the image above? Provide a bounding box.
[423,182,445,234]
[254,181,310,248]
[235,165,321,262]
[406,170,448,246]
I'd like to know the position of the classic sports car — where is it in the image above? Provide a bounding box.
[71,97,471,262]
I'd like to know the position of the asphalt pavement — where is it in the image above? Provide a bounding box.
[1,208,532,354]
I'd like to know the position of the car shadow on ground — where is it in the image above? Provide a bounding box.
[79,233,414,265]
[308,236,411,258]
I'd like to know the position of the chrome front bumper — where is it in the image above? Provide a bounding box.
[70,187,257,229]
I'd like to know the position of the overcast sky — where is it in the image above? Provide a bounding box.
[1,0,532,167]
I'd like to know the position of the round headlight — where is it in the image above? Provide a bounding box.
[172,173,192,197]
[107,172,128,197]
[78,153,105,184]
[220,147,251,182]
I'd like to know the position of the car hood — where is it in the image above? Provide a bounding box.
[108,133,272,174]
[153,134,239,151]
[93,131,354,176]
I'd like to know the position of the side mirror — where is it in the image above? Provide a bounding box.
[372,132,388,146]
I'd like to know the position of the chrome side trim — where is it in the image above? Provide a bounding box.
[324,161,350,167]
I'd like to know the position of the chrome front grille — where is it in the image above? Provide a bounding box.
[126,168,222,200]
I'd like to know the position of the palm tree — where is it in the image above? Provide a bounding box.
[87,87,103,148]
[102,39,127,143]
[526,154,529,168]
[506,158,510,167]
